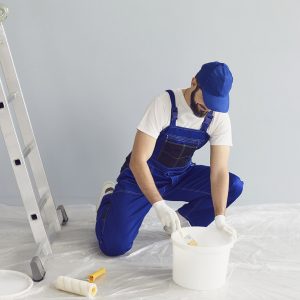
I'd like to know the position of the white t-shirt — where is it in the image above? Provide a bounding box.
[137,89,233,146]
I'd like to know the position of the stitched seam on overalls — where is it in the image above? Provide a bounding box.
[159,148,194,160]
[174,145,187,167]
[100,202,111,238]
[114,189,143,196]
[176,187,211,195]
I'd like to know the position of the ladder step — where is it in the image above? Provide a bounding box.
[39,192,49,212]
[22,141,34,158]
[7,92,17,103]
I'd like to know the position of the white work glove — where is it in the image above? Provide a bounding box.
[153,200,181,233]
[215,215,238,241]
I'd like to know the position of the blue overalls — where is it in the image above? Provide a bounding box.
[96,90,244,256]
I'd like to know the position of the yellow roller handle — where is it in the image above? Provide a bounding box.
[88,267,106,283]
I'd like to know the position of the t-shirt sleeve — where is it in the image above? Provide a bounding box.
[209,113,233,146]
[137,93,170,139]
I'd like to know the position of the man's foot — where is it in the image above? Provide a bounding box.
[96,180,115,211]
[163,211,191,235]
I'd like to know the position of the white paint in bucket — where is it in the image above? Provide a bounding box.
[171,226,235,290]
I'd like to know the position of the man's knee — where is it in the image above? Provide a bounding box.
[98,235,133,257]
[229,173,244,199]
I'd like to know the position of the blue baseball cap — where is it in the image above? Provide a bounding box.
[195,61,233,113]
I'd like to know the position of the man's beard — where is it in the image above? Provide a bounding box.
[190,88,208,118]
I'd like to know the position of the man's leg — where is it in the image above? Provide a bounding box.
[163,165,244,226]
[96,183,151,257]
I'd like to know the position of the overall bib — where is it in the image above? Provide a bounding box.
[96,90,244,256]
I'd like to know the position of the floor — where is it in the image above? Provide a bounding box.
[0,202,299,299]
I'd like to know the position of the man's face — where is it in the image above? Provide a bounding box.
[190,86,210,118]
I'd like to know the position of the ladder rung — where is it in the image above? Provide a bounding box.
[39,193,49,212]
[22,141,34,158]
[7,92,17,103]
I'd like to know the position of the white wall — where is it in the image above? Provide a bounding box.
[1,0,299,206]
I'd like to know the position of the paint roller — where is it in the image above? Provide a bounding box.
[54,267,106,297]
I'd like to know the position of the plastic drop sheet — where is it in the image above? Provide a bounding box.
[0,202,299,299]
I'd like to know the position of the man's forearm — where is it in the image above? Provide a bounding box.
[129,160,163,205]
[211,171,229,216]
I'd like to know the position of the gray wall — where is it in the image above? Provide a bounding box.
[1,0,299,206]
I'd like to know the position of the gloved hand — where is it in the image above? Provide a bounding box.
[215,215,238,241]
[153,200,181,233]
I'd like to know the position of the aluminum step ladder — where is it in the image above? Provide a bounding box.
[0,4,68,281]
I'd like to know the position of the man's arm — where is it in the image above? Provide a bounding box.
[129,130,163,205]
[210,145,230,216]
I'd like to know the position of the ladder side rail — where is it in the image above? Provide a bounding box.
[0,81,52,255]
[0,23,60,231]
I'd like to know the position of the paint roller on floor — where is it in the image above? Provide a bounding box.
[54,267,106,297]
[55,276,97,297]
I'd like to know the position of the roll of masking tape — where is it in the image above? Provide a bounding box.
[55,276,97,297]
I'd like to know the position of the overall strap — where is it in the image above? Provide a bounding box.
[200,110,214,132]
[166,90,178,127]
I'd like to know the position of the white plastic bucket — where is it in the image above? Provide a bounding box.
[0,270,33,299]
[171,226,235,290]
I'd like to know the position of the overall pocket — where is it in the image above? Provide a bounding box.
[157,138,198,168]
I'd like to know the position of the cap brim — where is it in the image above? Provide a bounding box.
[202,90,229,113]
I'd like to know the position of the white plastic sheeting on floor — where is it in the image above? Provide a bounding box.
[0,202,299,299]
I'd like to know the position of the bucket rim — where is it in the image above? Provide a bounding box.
[171,226,235,251]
